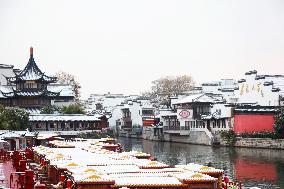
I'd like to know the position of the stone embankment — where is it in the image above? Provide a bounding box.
[118,127,284,149]
[142,127,212,145]
[216,132,284,149]
[234,137,284,149]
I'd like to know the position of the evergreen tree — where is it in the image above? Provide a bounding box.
[274,108,284,138]
[0,107,30,130]
[40,105,58,114]
[59,103,85,114]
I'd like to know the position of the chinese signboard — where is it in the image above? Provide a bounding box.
[178,109,192,119]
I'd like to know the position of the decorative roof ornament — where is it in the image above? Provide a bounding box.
[7,47,57,83]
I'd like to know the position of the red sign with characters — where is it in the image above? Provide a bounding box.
[179,110,190,118]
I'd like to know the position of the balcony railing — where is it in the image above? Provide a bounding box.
[163,126,190,131]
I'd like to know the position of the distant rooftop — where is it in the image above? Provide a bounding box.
[0,64,14,69]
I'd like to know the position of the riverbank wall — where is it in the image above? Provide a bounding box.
[141,127,212,145]
[218,134,284,149]
[162,132,211,145]
[118,131,143,139]
[233,137,284,149]
[119,127,284,149]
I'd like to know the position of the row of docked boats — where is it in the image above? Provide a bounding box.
[7,137,244,189]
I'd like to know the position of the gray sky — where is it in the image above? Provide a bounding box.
[1,0,284,99]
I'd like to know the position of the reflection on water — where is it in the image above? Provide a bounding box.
[117,137,284,189]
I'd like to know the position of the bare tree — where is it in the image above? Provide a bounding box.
[54,71,81,102]
[145,75,195,107]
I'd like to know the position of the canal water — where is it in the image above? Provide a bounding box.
[117,137,284,189]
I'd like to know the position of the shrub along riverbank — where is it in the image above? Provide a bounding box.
[76,130,114,139]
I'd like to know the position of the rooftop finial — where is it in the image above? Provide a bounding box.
[30,47,33,56]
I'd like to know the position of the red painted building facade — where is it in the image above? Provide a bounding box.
[233,107,276,134]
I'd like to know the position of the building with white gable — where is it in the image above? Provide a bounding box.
[84,93,139,113]
[170,93,232,133]
[199,70,284,106]
[153,93,232,145]
[195,70,284,135]
[237,70,284,106]
[201,79,239,104]
[0,64,19,86]
[109,99,156,133]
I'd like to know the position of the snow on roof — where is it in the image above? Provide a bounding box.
[173,93,219,105]
[234,108,276,112]
[0,64,14,69]
[141,103,154,109]
[0,86,13,93]
[19,69,42,80]
[0,131,21,139]
[29,114,101,122]
[170,171,217,182]
[0,139,8,143]
[0,130,35,139]
[15,53,55,81]
[48,84,74,97]
[113,176,183,187]
[267,76,284,95]
[26,108,41,114]
[15,91,46,96]
[200,115,213,120]
[32,140,222,187]
[160,112,177,117]
[0,86,13,98]
[74,173,114,183]
[176,163,223,174]
[37,133,58,140]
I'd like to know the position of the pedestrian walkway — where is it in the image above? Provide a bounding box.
[0,161,14,189]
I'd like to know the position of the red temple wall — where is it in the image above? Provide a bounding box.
[234,114,274,134]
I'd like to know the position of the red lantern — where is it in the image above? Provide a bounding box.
[224,176,229,183]
[66,179,72,188]
[60,175,65,182]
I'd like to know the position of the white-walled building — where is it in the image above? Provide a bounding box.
[201,79,239,104]
[199,70,284,106]
[109,99,156,132]
[0,64,17,85]
[237,70,284,106]
[161,93,232,135]
[85,93,139,113]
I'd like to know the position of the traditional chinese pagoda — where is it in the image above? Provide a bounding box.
[0,47,63,111]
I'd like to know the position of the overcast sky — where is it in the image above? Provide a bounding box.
[1,0,284,99]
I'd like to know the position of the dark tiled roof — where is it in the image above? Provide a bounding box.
[0,64,14,69]
[7,48,57,83]
[1,89,60,98]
